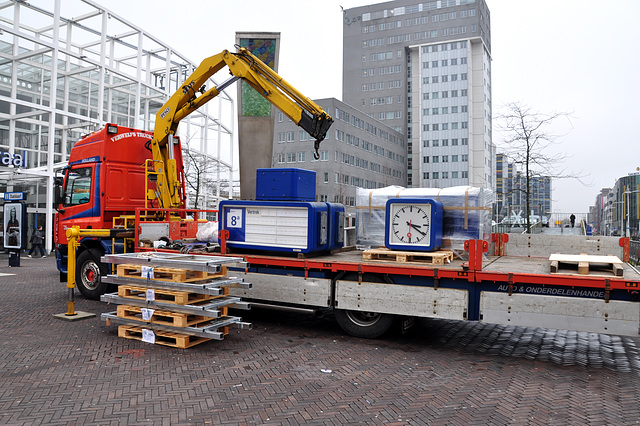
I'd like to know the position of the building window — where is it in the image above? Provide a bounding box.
[461,121,468,129]
[423,156,429,163]
[277,153,285,164]
[433,172,439,179]
[452,171,459,178]
[452,138,458,146]
[287,152,296,163]
[462,171,468,178]
[423,140,429,147]
[442,171,449,179]
[432,139,439,146]
[320,150,329,161]
[432,123,439,130]
[423,172,429,179]
[297,152,306,162]
[442,155,449,163]
[432,76,439,83]
[442,139,448,146]
[324,172,329,183]
[432,156,439,163]
[278,112,284,122]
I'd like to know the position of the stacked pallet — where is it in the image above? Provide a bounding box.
[100,252,252,348]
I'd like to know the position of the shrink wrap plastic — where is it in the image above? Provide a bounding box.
[356,186,494,257]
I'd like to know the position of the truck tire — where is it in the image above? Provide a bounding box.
[334,273,395,338]
[334,309,395,339]
[76,248,108,300]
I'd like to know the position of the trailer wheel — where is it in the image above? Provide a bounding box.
[76,248,108,300]
[334,273,395,338]
[334,309,394,339]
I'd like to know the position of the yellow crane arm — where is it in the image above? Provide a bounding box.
[150,47,333,210]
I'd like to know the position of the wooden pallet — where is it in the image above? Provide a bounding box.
[117,285,228,305]
[549,254,624,277]
[116,305,226,327]
[117,325,212,349]
[362,247,454,264]
[116,264,227,283]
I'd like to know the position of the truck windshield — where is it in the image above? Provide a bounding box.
[63,167,92,206]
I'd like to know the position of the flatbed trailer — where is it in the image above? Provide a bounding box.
[136,227,640,339]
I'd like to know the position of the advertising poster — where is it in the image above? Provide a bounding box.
[4,202,23,249]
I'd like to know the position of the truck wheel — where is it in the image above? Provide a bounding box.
[334,309,394,339]
[334,273,395,338]
[76,248,108,300]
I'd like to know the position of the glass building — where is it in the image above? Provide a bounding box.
[0,0,234,252]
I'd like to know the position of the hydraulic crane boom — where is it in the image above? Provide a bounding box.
[149,47,333,209]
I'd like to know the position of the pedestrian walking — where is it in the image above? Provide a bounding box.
[570,214,576,228]
[28,225,46,258]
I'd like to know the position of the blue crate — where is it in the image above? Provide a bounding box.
[256,168,316,201]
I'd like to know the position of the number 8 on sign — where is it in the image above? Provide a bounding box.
[227,208,243,228]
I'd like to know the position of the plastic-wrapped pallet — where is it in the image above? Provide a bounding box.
[355,186,494,256]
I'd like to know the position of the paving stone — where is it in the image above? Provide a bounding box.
[2,254,640,424]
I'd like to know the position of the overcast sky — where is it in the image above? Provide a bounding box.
[104,0,640,214]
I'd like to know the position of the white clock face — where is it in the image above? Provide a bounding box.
[389,203,431,245]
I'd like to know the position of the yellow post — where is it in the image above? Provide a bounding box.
[65,226,81,316]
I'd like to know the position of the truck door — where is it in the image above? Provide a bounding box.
[56,164,101,242]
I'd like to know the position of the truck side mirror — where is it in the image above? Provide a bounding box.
[54,176,64,207]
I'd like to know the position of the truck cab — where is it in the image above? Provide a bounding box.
[55,124,184,297]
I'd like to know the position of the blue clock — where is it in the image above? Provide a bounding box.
[385,198,444,251]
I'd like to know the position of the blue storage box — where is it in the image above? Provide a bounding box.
[326,203,345,251]
[256,168,316,201]
[219,200,328,254]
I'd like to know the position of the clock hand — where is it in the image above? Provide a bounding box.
[411,224,427,237]
[406,221,422,228]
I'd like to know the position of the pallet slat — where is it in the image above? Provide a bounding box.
[116,305,226,327]
[363,247,453,265]
[116,264,227,283]
[117,325,213,349]
[117,285,228,305]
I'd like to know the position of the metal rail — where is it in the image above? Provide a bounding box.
[101,312,252,340]
[102,274,251,295]
[101,292,250,317]
[102,252,247,272]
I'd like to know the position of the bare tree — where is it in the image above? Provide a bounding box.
[497,102,585,233]
[183,147,217,210]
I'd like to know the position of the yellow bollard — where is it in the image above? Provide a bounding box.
[65,226,80,316]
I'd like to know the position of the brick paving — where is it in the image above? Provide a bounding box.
[1,252,640,425]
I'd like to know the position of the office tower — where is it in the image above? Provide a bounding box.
[343,0,494,190]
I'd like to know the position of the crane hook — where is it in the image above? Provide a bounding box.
[313,140,320,160]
